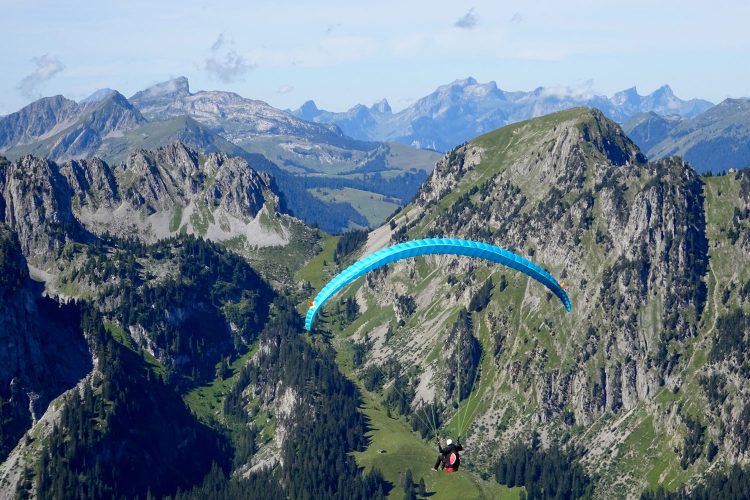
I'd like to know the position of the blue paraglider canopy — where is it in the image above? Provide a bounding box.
[305,238,570,331]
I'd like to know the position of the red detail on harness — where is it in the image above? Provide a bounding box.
[449,452,457,465]
[444,467,456,473]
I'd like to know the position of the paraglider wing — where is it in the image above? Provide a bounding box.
[305,238,571,331]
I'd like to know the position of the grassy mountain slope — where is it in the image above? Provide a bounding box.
[96,115,249,164]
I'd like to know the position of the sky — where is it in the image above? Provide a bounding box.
[1,0,750,115]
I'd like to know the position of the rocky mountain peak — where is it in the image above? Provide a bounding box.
[429,77,479,99]
[575,108,647,166]
[79,88,116,104]
[412,108,648,240]
[371,99,391,114]
[296,99,320,120]
[453,76,478,87]
[348,103,371,118]
[27,94,75,111]
[128,77,192,119]
[85,90,144,122]
[651,84,674,98]
[611,86,640,106]
[0,95,80,150]
[132,76,191,100]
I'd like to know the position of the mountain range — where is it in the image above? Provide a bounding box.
[0,78,440,233]
[0,106,749,498]
[294,77,714,151]
[2,76,750,236]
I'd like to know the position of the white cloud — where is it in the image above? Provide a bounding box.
[454,8,477,30]
[202,34,254,83]
[509,12,523,24]
[540,80,599,100]
[277,84,294,94]
[17,54,65,100]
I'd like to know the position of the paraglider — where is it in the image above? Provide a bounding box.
[305,238,570,331]
[433,437,463,472]
[304,238,570,477]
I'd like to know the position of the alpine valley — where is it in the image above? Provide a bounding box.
[0,77,749,500]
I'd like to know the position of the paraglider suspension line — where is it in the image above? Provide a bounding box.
[368,359,440,440]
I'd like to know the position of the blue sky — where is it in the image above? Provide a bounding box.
[1,0,749,115]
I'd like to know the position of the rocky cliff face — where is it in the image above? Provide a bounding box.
[0,143,299,272]
[0,155,85,261]
[61,157,119,210]
[96,143,292,247]
[333,108,748,497]
[0,224,90,462]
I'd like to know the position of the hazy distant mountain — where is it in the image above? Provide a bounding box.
[0,95,80,149]
[0,92,146,160]
[4,110,247,167]
[622,112,684,152]
[609,85,711,120]
[79,88,117,104]
[130,77,347,145]
[294,77,714,151]
[624,98,750,173]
